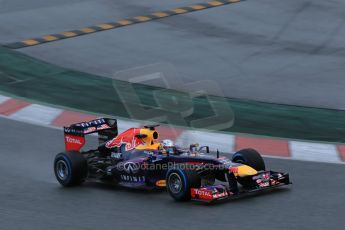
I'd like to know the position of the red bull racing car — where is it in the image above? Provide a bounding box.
[54,118,291,202]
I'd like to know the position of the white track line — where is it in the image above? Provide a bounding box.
[1,95,344,165]
[290,141,340,163]
[0,95,10,104]
[10,104,63,125]
[176,130,235,153]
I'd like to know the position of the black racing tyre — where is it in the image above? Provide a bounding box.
[232,148,265,188]
[166,165,201,201]
[232,148,265,171]
[54,151,88,187]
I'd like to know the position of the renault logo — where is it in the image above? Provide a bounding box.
[124,162,140,174]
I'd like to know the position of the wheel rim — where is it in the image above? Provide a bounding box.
[168,173,183,194]
[56,160,69,181]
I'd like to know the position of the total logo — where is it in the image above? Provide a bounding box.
[193,189,213,197]
[65,136,82,144]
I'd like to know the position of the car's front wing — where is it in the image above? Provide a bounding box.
[191,171,291,202]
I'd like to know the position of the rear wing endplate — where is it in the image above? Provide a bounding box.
[64,118,117,151]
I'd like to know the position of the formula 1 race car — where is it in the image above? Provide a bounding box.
[54,118,291,202]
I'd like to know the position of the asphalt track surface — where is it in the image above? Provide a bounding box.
[1,117,345,230]
[1,0,345,109]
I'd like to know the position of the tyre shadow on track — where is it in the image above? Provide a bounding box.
[57,181,291,206]
[206,187,292,207]
[80,181,165,194]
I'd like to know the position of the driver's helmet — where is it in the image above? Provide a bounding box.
[161,139,174,147]
[161,139,175,155]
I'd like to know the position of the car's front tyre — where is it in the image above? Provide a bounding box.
[166,164,201,201]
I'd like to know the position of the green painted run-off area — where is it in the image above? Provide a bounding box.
[0,47,344,143]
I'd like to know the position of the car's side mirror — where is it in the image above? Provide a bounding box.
[198,146,210,153]
[189,143,199,152]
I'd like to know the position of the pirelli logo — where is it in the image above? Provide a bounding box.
[4,0,241,49]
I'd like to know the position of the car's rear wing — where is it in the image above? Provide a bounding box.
[64,118,118,151]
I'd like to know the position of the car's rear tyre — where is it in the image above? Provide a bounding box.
[166,165,201,201]
[54,151,88,187]
[232,148,265,188]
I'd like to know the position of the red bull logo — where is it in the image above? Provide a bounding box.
[105,128,144,151]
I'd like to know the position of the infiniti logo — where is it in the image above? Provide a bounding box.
[124,162,140,174]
